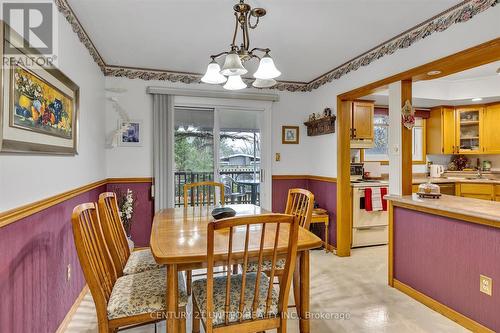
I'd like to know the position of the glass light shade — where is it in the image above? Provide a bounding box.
[223,75,247,90]
[252,78,277,88]
[220,52,248,76]
[253,54,281,79]
[201,60,227,84]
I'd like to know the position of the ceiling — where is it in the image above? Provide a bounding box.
[67,0,461,83]
[365,60,500,107]
[436,60,500,81]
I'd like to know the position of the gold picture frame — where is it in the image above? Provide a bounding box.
[0,21,79,155]
[282,126,299,144]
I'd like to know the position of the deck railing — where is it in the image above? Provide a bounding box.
[174,170,260,207]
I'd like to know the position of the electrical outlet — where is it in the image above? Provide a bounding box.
[480,275,492,296]
[275,153,281,161]
[67,264,71,282]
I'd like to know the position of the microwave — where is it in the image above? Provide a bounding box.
[350,163,364,177]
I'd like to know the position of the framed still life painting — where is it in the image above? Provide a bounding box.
[0,21,79,154]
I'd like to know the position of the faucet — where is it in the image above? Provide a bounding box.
[476,168,483,179]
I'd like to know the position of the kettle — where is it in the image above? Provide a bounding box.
[430,165,445,178]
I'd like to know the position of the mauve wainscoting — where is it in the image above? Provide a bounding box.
[0,185,105,333]
[393,207,500,331]
[0,179,154,332]
[272,176,337,247]
[106,181,154,247]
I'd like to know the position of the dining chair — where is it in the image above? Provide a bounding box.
[71,203,188,333]
[183,181,225,207]
[183,181,228,295]
[191,213,299,333]
[246,188,314,275]
[98,192,161,276]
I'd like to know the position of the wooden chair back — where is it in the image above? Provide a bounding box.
[205,214,299,331]
[98,192,131,276]
[285,188,315,230]
[183,181,225,207]
[71,203,117,326]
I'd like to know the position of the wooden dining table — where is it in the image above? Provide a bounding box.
[150,204,323,333]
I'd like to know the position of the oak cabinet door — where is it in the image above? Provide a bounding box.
[483,104,500,154]
[442,107,456,154]
[352,101,374,139]
[455,107,483,154]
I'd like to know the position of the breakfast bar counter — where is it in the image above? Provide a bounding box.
[385,194,500,226]
[386,194,500,332]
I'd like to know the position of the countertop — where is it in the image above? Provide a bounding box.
[385,194,500,224]
[412,177,500,185]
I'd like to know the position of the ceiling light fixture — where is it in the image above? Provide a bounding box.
[427,70,442,76]
[201,0,280,90]
[471,98,483,102]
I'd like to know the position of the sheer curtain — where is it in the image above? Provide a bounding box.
[151,94,173,211]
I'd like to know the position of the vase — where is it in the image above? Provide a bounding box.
[127,236,134,251]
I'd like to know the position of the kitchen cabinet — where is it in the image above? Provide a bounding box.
[483,103,500,154]
[426,106,456,154]
[495,185,500,202]
[455,183,494,200]
[351,101,374,140]
[455,106,483,154]
[427,103,500,155]
[412,182,455,195]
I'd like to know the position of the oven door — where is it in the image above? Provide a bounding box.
[352,187,389,247]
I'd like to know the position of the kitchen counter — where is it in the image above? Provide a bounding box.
[385,193,500,225]
[412,177,500,185]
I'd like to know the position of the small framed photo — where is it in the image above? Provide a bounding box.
[282,126,299,144]
[118,120,142,147]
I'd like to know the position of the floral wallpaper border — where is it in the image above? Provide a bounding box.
[55,0,498,92]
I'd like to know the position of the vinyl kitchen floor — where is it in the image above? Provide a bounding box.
[65,245,469,333]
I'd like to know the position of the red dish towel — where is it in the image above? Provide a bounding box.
[365,187,388,211]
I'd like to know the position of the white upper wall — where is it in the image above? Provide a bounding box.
[308,5,500,178]
[0,12,106,211]
[104,77,315,178]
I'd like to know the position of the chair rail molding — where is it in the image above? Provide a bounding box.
[54,0,499,92]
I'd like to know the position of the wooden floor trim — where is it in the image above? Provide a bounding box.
[393,279,493,333]
[55,285,89,333]
[0,177,153,228]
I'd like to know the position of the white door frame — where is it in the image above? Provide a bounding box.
[169,96,273,210]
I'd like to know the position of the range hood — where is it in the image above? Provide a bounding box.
[351,139,374,149]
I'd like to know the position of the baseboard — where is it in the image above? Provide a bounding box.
[55,285,89,333]
[393,279,493,333]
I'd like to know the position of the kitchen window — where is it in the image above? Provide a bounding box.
[362,114,426,164]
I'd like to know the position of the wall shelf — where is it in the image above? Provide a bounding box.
[304,115,337,136]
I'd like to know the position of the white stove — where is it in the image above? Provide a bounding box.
[351,179,389,248]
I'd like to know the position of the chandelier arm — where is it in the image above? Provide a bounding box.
[249,47,271,54]
[248,15,259,29]
[231,12,239,48]
[243,12,250,50]
[210,51,229,60]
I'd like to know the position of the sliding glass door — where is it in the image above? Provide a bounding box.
[173,106,263,207]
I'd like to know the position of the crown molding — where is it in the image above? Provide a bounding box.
[56,0,498,93]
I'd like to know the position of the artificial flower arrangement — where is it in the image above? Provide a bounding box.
[118,189,134,237]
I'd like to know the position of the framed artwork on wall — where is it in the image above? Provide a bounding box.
[282,125,299,144]
[0,21,79,154]
[118,120,143,147]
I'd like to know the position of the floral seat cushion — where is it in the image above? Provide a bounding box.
[191,272,279,326]
[123,248,163,275]
[246,258,286,273]
[107,268,188,320]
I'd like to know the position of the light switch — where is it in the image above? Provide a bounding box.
[275,153,281,161]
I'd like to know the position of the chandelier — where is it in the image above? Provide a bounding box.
[201,0,281,90]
